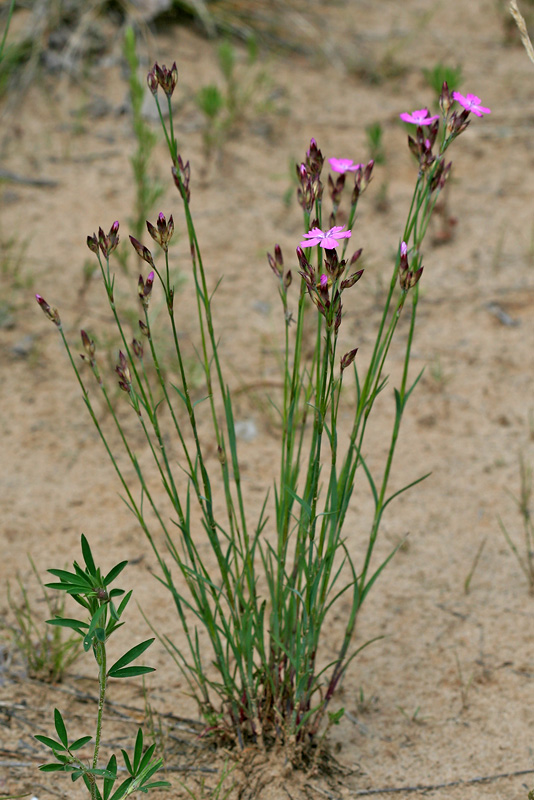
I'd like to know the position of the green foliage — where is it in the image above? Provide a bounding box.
[422,63,463,101]
[195,37,272,159]
[498,455,534,592]
[5,556,81,682]
[36,536,168,800]
[365,121,386,165]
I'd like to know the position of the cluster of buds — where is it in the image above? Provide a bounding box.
[147,212,174,253]
[147,62,178,99]
[297,138,324,212]
[429,158,452,193]
[87,222,120,259]
[130,236,155,268]
[398,242,423,292]
[35,294,61,327]
[351,160,374,204]
[172,155,191,203]
[267,244,292,320]
[115,351,132,394]
[138,270,155,309]
[408,121,439,172]
[328,173,346,218]
[446,108,470,140]
[297,245,363,334]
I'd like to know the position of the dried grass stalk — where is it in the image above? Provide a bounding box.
[510,0,534,66]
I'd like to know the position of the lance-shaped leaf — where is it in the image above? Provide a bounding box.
[34,734,67,752]
[107,638,155,679]
[81,534,97,576]
[103,753,118,800]
[54,708,68,748]
[46,617,90,636]
[70,735,93,751]
[104,560,128,586]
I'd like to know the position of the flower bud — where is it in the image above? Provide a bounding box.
[172,156,191,202]
[98,221,120,258]
[139,319,150,337]
[130,235,155,267]
[35,294,61,327]
[116,350,132,393]
[147,66,158,95]
[340,347,358,371]
[87,233,99,254]
[132,338,144,359]
[147,213,174,252]
[81,329,95,359]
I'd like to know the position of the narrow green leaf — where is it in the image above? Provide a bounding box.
[54,709,68,748]
[70,735,93,751]
[133,728,143,773]
[108,777,134,800]
[116,590,132,619]
[34,735,66,752]
[121,748,133,776]
[81,534,96,575]
[108,666,156,679]
[137,743,156,775]
[46,582,93,595]
[104,560,128,586]
[46,617,89,633]
[108,638,154,675]
[143,781,171,790]
[39,763,67,772]
[103,754,118,800]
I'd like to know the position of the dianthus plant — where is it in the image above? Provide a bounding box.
[36,72,489,757]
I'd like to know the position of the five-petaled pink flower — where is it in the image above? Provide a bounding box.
[300,225,352,249]
[399,108,440,125]
[328,158,363,174]
[452,91,491,117]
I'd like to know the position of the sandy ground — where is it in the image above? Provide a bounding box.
[2,1,534,798]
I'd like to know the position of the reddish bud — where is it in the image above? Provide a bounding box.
[340,347,358,371]
[130,235,155,267]
[98,221,120,258]
[87,233,99,254]
[172,156,191,202]
[35,294,61,327]
[132,338,144,359]
[439,80,452,116]
[147,67,158,95]
[340,269,364,290]
[139,319,150,337]
[81,329,95,358]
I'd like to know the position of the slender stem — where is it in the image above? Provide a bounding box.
[92,640,107,775]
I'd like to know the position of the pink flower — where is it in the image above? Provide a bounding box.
[399,108,440,125]
[452,91,491,117]
[328,158,363,174]
[300,225,352,249]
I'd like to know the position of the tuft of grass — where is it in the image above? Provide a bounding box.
[498,454,534,592]
[5,556,81,682]
[195,36,274,162]
[422,63,463,104]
